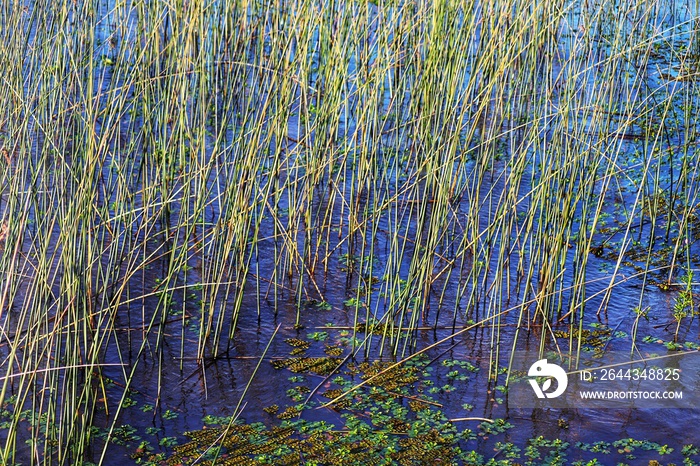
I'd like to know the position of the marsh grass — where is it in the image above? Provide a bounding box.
[1,0,699,463]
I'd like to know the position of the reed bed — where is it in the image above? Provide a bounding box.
[0,0,699,463]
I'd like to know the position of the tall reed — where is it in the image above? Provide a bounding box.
[0,0,698,463]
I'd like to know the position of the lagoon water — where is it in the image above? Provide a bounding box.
[1,0,700,463]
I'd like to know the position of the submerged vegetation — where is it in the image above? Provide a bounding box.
[0,0,699,463]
